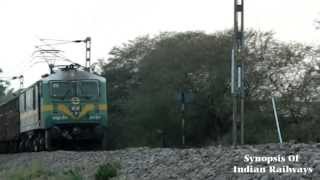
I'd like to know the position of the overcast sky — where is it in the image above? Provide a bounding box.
[0,0,320,89]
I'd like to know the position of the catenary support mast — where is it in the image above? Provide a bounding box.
[232,0,245,146]
[85,37,91,71]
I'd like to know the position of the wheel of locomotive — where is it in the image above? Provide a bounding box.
[24,138,32,152]
[45,130,53,151]
[18,139,25,152]
[101,129,108,150]
[32,138,40,152]
[39,135,45,151]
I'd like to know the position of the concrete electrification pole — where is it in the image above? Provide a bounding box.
[72,37,91,72]
[232,0,245,146]
[85,37,91,72]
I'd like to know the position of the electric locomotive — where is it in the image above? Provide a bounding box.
[0,64,108,152]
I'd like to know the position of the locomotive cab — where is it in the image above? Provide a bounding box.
[40,66,108,150]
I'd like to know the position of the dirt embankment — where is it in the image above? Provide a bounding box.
[0,143,319,180]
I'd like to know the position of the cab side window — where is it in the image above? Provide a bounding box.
[19,93,25,112]
[33,86,37,110]
[19,86,38,112]
[26,88,33,111]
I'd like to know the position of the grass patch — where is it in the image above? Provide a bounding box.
[5,161,53,180]
[0,161,85,180]
[60,169,84,180]
[95,162,121,180]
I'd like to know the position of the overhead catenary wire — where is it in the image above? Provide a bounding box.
[2,37,81,79]
[0,76,15,79]
[37,37,91,71]
[36,41,81,47]
[2,37,90,89]
[37,39,79,64]
[39,38,76,42]
[32,43,78,69]
[0,38,77,89]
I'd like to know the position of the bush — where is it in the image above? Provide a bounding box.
[62,169,84,180]
[95,162,120,180]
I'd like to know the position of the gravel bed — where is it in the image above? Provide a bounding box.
[0,143,320,179]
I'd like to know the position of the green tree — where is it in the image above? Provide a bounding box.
[99,35,157,148]
[101,31,235,147]
[101,30,320,147]
[244,30,320,143]
[0,68,10,102]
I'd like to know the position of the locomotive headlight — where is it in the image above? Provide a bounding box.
[71,105,80,111]
[70,105,81,117]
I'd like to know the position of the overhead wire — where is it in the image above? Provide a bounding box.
[39,38,76,42]
[0,38,71,88]
[34,46,77,65]
[37,38,79,64]
[1,37,72,80]
[3,37,85,87]
[36,41,79,47]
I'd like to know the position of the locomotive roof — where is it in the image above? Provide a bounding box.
[41,69,106,82]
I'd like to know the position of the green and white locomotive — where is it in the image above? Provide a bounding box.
[0,64,108,152]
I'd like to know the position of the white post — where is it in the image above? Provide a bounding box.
[272,97,283,144]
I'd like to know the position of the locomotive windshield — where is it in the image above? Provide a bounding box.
[78,81,99,98]
[50,80,98,99]
[51,82,75,98]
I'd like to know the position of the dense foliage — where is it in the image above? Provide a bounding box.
[100,30,320,148]
[0,68,10,102]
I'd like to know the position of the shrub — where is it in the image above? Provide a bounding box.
[95,162,120,180]
[62,169,84,180]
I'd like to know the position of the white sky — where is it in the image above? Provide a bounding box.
[0,0,320,89]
